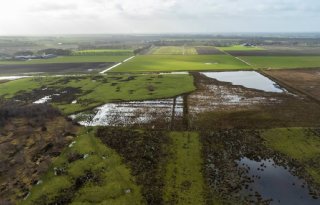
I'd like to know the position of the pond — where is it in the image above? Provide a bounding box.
[201,71,286,93]
[237,157,319,204]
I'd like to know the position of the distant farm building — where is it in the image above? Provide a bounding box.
[14,54,57,61]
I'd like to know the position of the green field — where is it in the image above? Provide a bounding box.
[73,49,133,56]
[241,56,320,69]
[111,55,252,72]
[217,45,265,51]
[262,128,320,184]
[164,132,205,205]
[152,46,198,55]
[0,74,195,114]
[0,55,131,65]
[21,128,144,205]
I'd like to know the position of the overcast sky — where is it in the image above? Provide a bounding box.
[0,0,319,35]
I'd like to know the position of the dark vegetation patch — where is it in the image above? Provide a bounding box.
[96,127,170,205]
[32,171,101,205]
[201,129,320,204]
[0,101,77,204]
[0,100,61,127]
[227,49,320,56]
[195,46,225,55]
[13,86,82,104]
[0,62,114,74]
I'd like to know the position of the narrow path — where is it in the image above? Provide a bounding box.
[235,56,253,67]
[164,132,205,205]
[217,48,253,67]
[100,56,135,74]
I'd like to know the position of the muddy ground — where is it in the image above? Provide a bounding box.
[264,68,320,102]
[13,86,83,105]
[0,102,78,205]
[188,72,320,129]
[201,129,320,204]
[0,62,114,74]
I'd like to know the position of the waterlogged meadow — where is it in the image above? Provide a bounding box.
[1,42,320,205]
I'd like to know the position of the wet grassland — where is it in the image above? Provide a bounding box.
[0,74,195,114]
[1,45,320,205]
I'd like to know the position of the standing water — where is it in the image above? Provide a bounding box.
[201,71,285,93]
[237,157,319,204]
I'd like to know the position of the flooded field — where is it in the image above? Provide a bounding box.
[2,70,320,205]
[0,76,30,80]
[68,71,320,129]
[201,71,285,93]
[202,129,320,204]
[70,96,184,127]
[188,72,282,115]
[238,157,319,204]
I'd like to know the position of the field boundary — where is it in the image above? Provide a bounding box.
[100,56,135,73]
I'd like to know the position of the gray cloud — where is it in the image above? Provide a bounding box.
[0,0,319,34]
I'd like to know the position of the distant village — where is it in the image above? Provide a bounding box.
[13,54,57,61]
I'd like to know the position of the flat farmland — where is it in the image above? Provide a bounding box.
[217,45,266,51]
[111,55,252,72]
[241,56,320,69]
[0,62,113,74]
[151,46,198,55]
[0,55,131,65]
[226,46,320,56]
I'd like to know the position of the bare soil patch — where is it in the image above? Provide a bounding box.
[0,102,78,204]
[195,46,225,55]
[0,62,114,74]
[264,68,320,102]
[226,48,320,56]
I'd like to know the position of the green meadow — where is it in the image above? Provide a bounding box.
[21,128,145,205]
[111,55,252,72]
[0,74,195,114]
[0,55,130,65]
[164,132,205,205]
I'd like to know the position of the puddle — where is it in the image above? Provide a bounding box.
[237,157,320,204]
[70,96,183,126]
[33,96,52,104]
[201,71,285,93]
